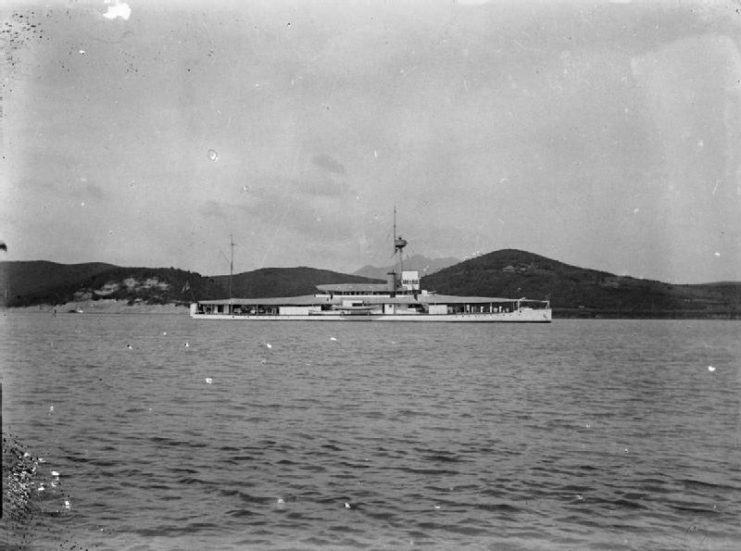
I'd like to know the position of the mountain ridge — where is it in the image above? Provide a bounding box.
[1,250,739,318]
[210,267,383,299]
[422,249,740,318]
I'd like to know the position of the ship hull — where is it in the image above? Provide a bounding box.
[193,214,552,324]
[190,310,552,322]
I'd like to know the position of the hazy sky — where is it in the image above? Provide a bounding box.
[2,0,740,283]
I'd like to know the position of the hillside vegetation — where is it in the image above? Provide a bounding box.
[422,249,740,318]
[1,251,738,318]
[0,262,222,308]
[0,261,116,301]
[211,267,383,298]
[0,262,380,308]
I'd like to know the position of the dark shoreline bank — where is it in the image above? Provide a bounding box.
[555,308,740,320]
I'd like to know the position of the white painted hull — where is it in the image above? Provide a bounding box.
[190,310,551,322]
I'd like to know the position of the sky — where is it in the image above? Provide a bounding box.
[1,0,740,283]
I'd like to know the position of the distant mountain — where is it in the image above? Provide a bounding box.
[422,249,741,318]
[211,267,383,298]
[354,254,460,280]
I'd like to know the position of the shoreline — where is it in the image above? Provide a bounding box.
[2,299,189,315]
[554,308,740,320]
[2,301,737,319]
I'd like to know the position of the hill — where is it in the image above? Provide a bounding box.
[2,253,739,318]
[354,254,460,280]
[0,261,117,303]
[421,249,741,318]
[0,262,382,308]
[0,262,224,308]
[211,267,383,298]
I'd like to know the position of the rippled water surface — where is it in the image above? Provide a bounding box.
[1,313,740,550]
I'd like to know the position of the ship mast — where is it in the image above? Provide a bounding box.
[229,234,235,300]
[393,206,407,277]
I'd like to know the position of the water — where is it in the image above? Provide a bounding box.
[1,313,739,550]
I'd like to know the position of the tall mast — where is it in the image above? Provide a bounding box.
[393,206,397,249]
[229,234,235,300]
[393,206,407,275]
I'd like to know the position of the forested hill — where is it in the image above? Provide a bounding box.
[0,261,116,300]
[421,249,740,318]
[0,261,221,307]
[210,267,383,298]
[2,253,739,318]
[0,262,381,308]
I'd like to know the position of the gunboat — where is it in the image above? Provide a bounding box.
[190,217,551,323]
